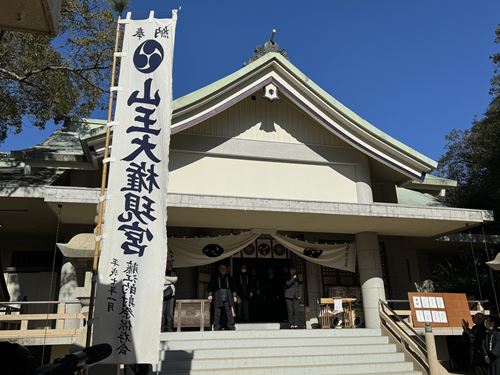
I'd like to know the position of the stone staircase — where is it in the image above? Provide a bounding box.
[154,326,422,375]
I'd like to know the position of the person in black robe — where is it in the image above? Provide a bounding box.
[0,342,36,375]
[284,267,300,328]
[463,314,488,375]
[236,264,250,322]
[263,267,282,322]
[249,267,262,321]
[207,264,237,330]
[483,315,500,375]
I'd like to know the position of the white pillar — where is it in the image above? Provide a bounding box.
[356,156,373,204]
[356,232,386,328]
[305,261,322,319]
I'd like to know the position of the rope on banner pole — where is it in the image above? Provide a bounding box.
[468,231,483,301]
[148,10,155,22]
[86,14,125,349]
[107,121,119,128]
[102,157,116,164]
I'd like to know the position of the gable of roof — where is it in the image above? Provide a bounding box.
[171,52,437,181]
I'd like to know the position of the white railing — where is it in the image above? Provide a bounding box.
[0,300,85,345]
[379,300,450,375]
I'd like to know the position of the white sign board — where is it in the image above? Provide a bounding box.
[412,296,422,308]
[93,12,177,364]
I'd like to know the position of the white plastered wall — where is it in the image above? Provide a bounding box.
[169,155,358,202]
[169,96,371,203]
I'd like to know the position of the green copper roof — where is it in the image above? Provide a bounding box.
[396,187,447,207]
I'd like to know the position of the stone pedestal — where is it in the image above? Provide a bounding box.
[58,259,92,333]
[356,232,386,328]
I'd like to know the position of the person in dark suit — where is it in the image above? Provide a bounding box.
[483,315,500,375]
[249,267,262,321]
[463,313,488,375]
[207,264,237,330]
[263,267,282,322]
[284,267,300,329]
[236,264,251,322]
[163,262,178,332]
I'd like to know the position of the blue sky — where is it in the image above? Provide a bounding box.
[1,0,499,163]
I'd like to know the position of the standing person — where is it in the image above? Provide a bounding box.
[284,267,300,329]
[125,364,152,375]
[463,314,488,375]
[208,264,237,330]
[483,315,500,375]
[249,267,261,322]
[280,266,290,321]
[263,267,281,322]
[163,262,178,332]
[236,264,250,322]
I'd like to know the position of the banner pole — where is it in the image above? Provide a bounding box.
[86,15,124,349]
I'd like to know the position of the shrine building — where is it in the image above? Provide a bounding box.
[0,35,494,364]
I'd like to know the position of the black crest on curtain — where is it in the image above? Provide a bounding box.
[303,248,323,258]
[202,244,224,257]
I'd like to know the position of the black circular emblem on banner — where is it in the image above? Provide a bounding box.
[303,247,323,258]
[202,244,224,258]
[273,244,286,256]
[243,244,255,256]
[133,39,164,73]
[258,243,271,256]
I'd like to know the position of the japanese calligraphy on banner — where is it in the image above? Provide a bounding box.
[93,12,177,364]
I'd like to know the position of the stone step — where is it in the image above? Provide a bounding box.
[162,335,389,350]
[160,328,381,341]
[156,328,418,375]
[160,352,406,371]
[234,323,285,330]
[156,361,416,374]
[160,343,397,360]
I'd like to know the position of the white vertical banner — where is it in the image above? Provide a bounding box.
[93,11,177,364]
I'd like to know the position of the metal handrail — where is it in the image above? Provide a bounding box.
[0,300,81,305]
[0,304,21,312]
[380,299,427,352]
[380,300,453,375]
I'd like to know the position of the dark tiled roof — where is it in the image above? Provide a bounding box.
[10,118,106,159]
[0,167,64,187]
[16,130,85,155]
[0,118,106,186]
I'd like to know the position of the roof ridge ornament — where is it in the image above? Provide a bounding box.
[244,29,288,66]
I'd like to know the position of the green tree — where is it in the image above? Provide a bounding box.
[437,27,500,311]
[0,0,129,143]
[439,26,500,225]
[431,246,495,301]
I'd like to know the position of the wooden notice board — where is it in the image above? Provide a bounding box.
[408,292,472,328]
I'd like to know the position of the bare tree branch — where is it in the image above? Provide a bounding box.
[70,69,107,93]
[0,67,23,80]
[23,64,110,80]
[1,65,110,83]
